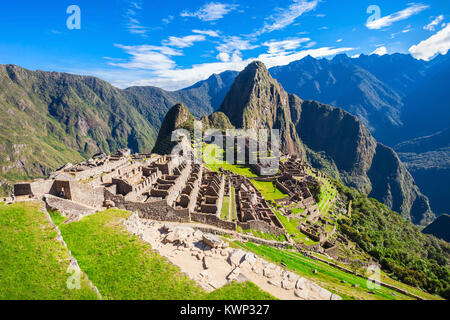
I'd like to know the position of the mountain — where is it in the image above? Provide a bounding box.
[0,65,236,194]
[423,214,450,242]
[220,61,304,156]
[151,103,196,155]
[268,53,450,145]
[218,61,433,225]
[124,70,238,125]
[395,128,450,216]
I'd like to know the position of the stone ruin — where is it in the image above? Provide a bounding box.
[224,172,285,236]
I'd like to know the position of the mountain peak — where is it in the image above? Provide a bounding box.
[152,103,195,155]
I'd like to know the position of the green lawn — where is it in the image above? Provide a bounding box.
[290,207,305,215]
[202,144,258,177]
[56,208,275,300]
[273,209,318,246]
[235,242,422,300]
[252,180,288,201]
[0,202,98,300]
[205,281,277,300]
[221,196,230,220]
[231,187,237,221]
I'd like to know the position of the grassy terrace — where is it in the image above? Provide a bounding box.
[202,144,257,177]
[233,242,441,300]
[251,180,288,201]
[273,209,318,246]
[0,202,98,300]
[55,209,275,300]
[237,225,287,242]
[221,196,230,220]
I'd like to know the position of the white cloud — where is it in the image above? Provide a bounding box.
[261,0,319,33]
[216,36,259,57]
[409,24,450,60]
[162,15,174,24]
[351,54,361,59]
[181,2,237,21]
[424,15,444,31]
[109,45,354,90]
[366,4,429,30]
[371,46,388,56]
[124,0,149,36]
[304,41,317,48]
[337,38,343,43]
[109,44,182,70]
[192,29,220,37]
[262,38,310,55]
[162,35,206,48]
[257,46,354,69]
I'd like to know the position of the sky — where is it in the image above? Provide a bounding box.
[0,0,449,90]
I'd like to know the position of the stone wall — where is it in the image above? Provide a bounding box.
[166,162,192,206]
[69,181,104,208]
[68,158,129,181]
[191,212,236,231]
[104,189,190,222]
[14,180,54,199]
[237,220,286,237]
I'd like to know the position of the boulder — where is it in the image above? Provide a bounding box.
[202,233,222,248]
[243,252,257,266]
[263,264,276,278]
[268,279,281,287]
[228,249,246,267]
[281,279,295,290]
[296,277,308,290]
[164,226,194,245]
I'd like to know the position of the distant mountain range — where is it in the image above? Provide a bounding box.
[154,61,434,225]
[266,53,449,217]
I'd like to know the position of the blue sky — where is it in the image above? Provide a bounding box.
[0,0,449,90]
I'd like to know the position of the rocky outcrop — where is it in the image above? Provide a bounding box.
[219,61,304,156]
[152,103,196,155]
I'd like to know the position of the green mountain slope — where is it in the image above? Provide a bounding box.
[0,65,236,194]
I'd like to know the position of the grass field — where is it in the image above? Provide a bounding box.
[202,144,258,177]
[55,208,275,300]
[221,196,230,220]
[273,209,318,246]
[233,242,435,300]
[251,180,288,201]
[0,202,98,300]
